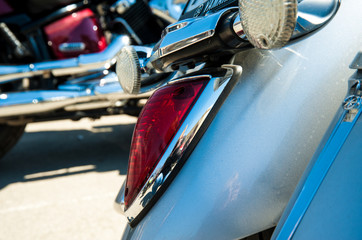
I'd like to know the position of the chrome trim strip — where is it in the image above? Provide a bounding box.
[0,35,131,83]
[152,8,236,59]
[160,30,214,57]
[59,42,86,52]
[114,64,242,225]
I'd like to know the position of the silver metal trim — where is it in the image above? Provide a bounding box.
[151,8,235,60]
[59,42,86,52]
[114,64,242,225]
[0,34,131,83]
[0,72,152,119]
[232,14,246,39]
[160,30,214,57]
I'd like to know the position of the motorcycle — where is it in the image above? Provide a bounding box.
[0,0,177,159]
[114,0,362,239]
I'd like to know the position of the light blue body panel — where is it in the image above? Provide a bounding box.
[293,113,362,239]
[274,105,362,239]
[122,1,362,239]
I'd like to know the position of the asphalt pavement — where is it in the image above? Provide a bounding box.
[0,115,135,240]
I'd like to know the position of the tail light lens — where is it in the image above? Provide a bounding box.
[124,78,208,209]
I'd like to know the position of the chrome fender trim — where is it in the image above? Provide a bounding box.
[115,64,242,226]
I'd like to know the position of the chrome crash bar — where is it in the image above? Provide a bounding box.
[0,72,151,120]
[0,35,131,83]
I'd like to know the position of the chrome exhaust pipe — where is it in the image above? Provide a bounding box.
[0,72,152,119]
[0,35,131,83]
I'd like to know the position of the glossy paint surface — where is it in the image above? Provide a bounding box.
[44,8,107,59]
[123,0,362,239]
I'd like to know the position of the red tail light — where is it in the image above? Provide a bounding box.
[124,78,209,209]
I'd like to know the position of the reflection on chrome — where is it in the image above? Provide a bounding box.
[0,72,152,119]
[0,35,130,83]
[293,0,340,38]
[149,8,241,71]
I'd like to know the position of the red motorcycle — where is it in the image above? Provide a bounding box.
[0,0,171,159]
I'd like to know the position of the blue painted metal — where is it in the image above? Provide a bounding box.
[274,104,362,239]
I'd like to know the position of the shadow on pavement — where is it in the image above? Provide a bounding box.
[0,121,135,190]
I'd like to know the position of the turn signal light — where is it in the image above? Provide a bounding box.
[239,0,297,49]
[124,78,209,209]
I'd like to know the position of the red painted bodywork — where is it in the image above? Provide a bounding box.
[44,8,107,59]
[0,0,13,16]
